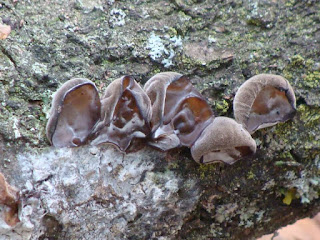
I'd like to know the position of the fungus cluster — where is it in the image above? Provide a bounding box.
[46,72,296,164]
[0,172,20,226]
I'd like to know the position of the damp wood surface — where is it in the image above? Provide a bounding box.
[0,0,320,239]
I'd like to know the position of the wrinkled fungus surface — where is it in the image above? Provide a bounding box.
[46,78,101,147]
[46,72,295,165]
[144,72,214,150]
[233,74,296,134]
[90,76,152,152]
[191,117,256,164]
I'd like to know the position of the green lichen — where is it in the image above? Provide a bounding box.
[247,171,255,180]
[213,99,230,114]
[298,104,320,128]
[285,0,296,7]
[282,166,320,204]
[282,188,297,205]
[213,198,265,229]
[198,164,218,181]
[283,55,320,90]
[277,151,294,161]
[304,71,320,88]
[289,54,306,67]
[180,55,208,71]
[246,18,263,27]
[273,104,320,157]
[167,27,178,38]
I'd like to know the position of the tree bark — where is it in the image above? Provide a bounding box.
[0,0,319,239]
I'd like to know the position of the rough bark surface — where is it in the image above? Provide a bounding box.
[0,0,319,239]
[1,146,200,239]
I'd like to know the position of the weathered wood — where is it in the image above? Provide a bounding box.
[0,0,319,239]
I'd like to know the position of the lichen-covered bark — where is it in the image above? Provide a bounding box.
[0,146,199,239]
[0,0,319,239]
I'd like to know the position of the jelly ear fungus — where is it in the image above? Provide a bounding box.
[191,117,257,164]
[233,74,296,134]
[46,73,296,165]
[89,76,152,152]
[46,78,101,147]
[144,72,214,151]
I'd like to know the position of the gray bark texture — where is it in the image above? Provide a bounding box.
[0,0,320,239]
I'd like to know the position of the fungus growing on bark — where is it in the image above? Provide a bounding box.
[45,72,296,165]
[191,117,256,164]
[89,76,152,152]
[0,172,20,227]
[46,78,101,147]
[144,72,214,151]
[233,74,296,134]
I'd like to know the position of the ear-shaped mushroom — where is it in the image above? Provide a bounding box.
[46,78,101,147]
[144,72,214,151]
[233,74,296,134]
[191,117,256,164]
[89,76,152,152]
[0,172,20,226]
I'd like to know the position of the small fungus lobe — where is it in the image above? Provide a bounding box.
[191,117,256,164]
[89,76,152,152]
[46,78,101,147]
[144,72,214,151]
[233,74,296,133]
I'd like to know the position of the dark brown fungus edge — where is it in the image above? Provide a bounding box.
[89,76,152,152]
[46,78,101,147]
[144,72,214,151]
[233,74,296,134]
